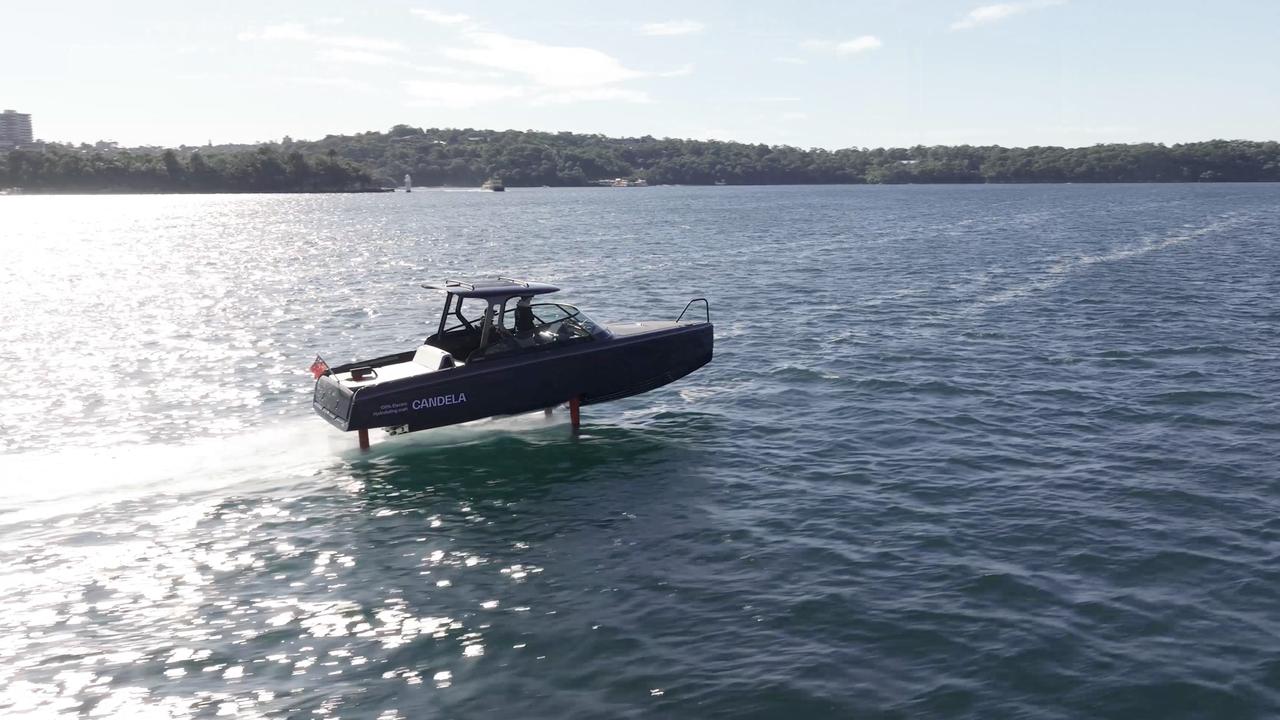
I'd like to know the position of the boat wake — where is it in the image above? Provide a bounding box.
[0,419,340,523]
[0,408,588,524]
[963,213,1246,315]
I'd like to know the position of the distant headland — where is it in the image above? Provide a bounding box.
[3,125,1278,193]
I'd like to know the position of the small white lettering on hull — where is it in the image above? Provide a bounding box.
[413,393,468,410]
[373,401,410,417]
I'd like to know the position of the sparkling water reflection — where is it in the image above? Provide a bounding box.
[1,185,1278,718]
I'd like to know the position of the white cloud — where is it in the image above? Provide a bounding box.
[802,36,883,56]
[442,31,646,88]
[410,9,473,26]
[836,35,882,55]
[318,49,397,66]
[239,23,404,52]
[639,20,705,37]
[782,111,809,121]
[313,46,504,78]
[246,13,687,110]
[282,76,370,91]
[238,24,307,42]
[950,0,1066,31]
[403,80,525,108]
[409,64,506,78]
[659,63,695,78]
[534,88,652,105]
[402,81,651,109]
[403,12,683,107]
[310,33,404,53]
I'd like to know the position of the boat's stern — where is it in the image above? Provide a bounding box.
[313,374,355,430]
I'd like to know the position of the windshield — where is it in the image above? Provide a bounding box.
[509,303,601,336]
[469,302,608,360]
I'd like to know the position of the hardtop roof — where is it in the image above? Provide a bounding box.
[421,277,560,299]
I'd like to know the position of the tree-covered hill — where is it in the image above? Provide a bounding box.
[4,126,1279,192]
[0,145,377,193]
[291,127,1280,187]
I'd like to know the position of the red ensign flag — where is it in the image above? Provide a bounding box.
[309,355,329,379]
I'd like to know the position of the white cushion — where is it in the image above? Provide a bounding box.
[413,344,454,370]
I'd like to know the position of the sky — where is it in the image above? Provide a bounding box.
[3,0,1278,149]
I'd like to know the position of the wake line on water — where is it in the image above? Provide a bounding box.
[0,410,580,523]
[0,418,336,522]
[963,212,1247,316]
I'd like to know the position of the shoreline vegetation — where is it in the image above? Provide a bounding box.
[3,125,1279,193]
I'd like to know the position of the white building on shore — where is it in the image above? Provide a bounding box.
[1,109,34,148]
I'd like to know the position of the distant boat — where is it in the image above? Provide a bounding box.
[481,178,505,192]
[714,179,727,186]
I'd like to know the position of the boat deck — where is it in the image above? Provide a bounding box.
[335,345,459,389]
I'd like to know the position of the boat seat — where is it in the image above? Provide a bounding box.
[413,344,456,370]
[337,346,456,388]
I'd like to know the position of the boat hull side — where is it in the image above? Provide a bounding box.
[322,322,712,433]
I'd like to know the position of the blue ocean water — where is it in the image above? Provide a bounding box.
[1,184,1278,718]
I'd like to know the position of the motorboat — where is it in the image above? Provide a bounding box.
[312,277,713,447]
[480,178,505,191]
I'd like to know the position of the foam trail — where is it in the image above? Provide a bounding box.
[357,406,572,454]
[0,407,582,523]
[0,418,346,522]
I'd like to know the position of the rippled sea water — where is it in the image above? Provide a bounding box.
[2,184,1278,719]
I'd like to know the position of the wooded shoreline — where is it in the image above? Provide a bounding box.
[5,126,1278,192]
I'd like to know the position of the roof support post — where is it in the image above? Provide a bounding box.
[478,302,496,350]
[437,293,454,338]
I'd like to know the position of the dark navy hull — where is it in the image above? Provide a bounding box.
[313,321,712,433]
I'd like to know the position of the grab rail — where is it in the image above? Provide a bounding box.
[676,298,710,324]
